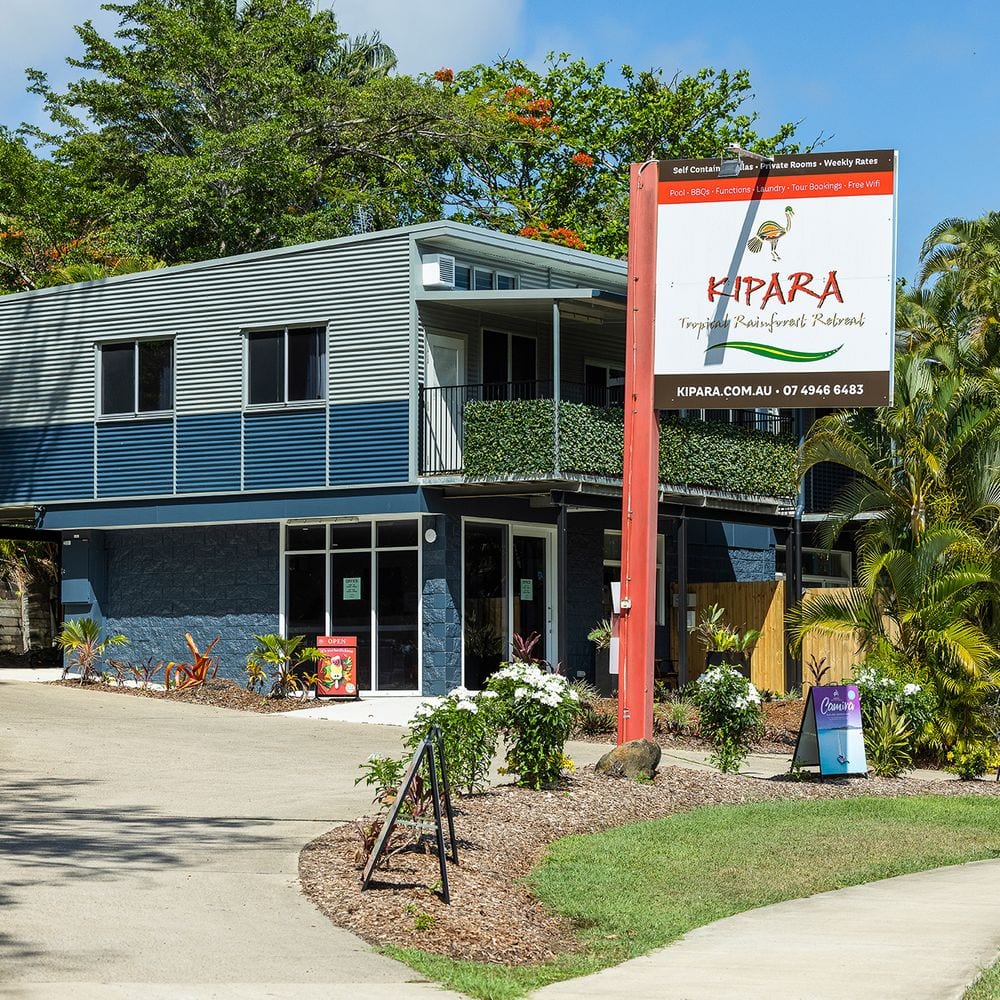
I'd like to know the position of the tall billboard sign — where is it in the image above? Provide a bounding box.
[653,150,897,409]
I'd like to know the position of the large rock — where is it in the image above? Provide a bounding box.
[595,739,661,779]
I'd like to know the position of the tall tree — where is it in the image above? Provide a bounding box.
[23,0,492,262]
[441,55,802,257]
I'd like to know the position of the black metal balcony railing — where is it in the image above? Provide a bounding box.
[419,382,793,477]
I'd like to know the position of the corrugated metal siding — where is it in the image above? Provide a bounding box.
[0,422,94,501]
[330,400,409,484]
[244,409,326,489]
[561,324,627,382]
[0,231,413,430]
[176,413,241,493]
[97,420,174,497]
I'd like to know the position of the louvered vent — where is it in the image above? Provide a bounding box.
[421,253,456,289]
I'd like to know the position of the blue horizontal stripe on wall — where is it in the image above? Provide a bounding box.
[0,422,94,502]
[329,400,409,484]
[97,420,174,497]
[244,408,326,489]
[177,413,241,493]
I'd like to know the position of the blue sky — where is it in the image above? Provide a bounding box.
[2,0,996,279]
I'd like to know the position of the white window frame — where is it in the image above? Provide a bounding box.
[244,324,328,410]
[460,517,558,687]
[279,516,423,694]
[775,545,852,588]
[454,260,520,291]
[95,337,175,419]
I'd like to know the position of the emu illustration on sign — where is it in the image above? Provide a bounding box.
[746,205,795,260]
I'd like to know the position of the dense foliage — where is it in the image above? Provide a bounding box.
[463,399,797,497]
[792,212,1000,762]
[0,2,796,290]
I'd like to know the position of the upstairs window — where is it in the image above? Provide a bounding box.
[100,339,173,416]
[247,326,326,406]
[454,263,519,291]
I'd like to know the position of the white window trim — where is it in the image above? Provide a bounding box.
[604,529,666,625]
[243,324,328,411]
[95,337,175,420]
[280,515,423,694]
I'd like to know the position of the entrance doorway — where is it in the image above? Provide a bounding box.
[462,520,555,687]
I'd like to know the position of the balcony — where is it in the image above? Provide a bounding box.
[419,382,798,500]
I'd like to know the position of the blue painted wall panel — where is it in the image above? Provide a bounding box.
[103,523,279,681]
[97,420,174,497]
[330,400,409,484]
[244,409,326,490]
[0,422,94,502]
[177,413,241,493]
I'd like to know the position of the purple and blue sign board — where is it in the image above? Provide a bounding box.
[792,685,868,776]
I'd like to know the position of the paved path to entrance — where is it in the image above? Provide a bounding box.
[0,680,461,999]
[532,858,1000,1000]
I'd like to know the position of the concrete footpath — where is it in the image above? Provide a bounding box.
[0,679,462,999]
[532,859,1000,1000]
[4,677,999,1000]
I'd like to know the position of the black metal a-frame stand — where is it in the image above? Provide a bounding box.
[361,725,458,902]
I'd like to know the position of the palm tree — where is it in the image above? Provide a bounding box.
[0,539,58,653]
[55,617,128,683]
[328,31,397,85]
[788,524,999,747]
[918,212,1000,345]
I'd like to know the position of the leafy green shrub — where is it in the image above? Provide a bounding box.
[56,617,128,684]
[691,665,764,773]
[245,633,322,697]
[486,662,582,789]
[405,687,499,795]
[577,704,617,736]
[865,703,913,777]
[659,695,698,735]
[853,662,936,752]
[945,740,998,780]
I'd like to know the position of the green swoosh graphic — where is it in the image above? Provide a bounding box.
[705,342,842,362]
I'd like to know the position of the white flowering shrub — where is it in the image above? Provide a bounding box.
[405,687,500,794]
[486,662,582,789]
[691,665,764,773]
[853,664,936,752]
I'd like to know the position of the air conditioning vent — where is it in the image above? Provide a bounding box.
[422,253,456,290]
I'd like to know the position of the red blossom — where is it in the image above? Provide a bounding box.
[433,68,454,83]
[570,152,595,168]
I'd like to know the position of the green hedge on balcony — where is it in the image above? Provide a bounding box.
[463,400,797,498]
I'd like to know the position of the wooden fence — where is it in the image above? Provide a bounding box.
[670,581,864,694]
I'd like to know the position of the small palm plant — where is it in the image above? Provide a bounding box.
[245,634,322,698]
[56,617,128,684]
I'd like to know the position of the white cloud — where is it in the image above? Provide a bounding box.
[329,0,525,74]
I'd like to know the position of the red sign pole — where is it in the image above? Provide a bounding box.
[618,162,659,744]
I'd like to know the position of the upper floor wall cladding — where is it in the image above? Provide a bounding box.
[0,222,627,508]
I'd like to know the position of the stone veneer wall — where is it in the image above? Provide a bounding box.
[103,523,280,680]
[421,512,462,695]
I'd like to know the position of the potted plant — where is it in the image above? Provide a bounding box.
[588,618,614,695]
[689,603,759,678]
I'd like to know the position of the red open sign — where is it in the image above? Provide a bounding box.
[316,635,359,699]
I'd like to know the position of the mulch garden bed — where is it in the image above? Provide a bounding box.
[50,677,319,713]
[299,765,1000,967]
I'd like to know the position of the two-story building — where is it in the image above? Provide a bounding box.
[0,221,826,695]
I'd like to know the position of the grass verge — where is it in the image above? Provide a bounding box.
[389,795,1000,1000]
[967,954,1000,999]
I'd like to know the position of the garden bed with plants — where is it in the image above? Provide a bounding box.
[300,767,1000,991]
[302,653,1000,998]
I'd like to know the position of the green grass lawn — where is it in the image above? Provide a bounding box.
[388,795,1000,1000]
[967,955,1000,999]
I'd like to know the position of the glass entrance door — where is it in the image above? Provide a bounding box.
[513,533,549,660]
[463,522,556,687]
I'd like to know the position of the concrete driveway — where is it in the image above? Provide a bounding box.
[0,681,461,999]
